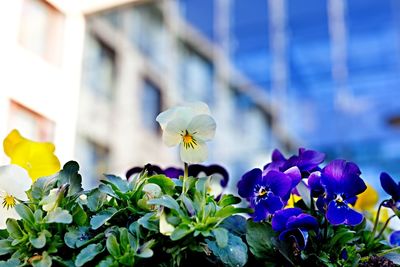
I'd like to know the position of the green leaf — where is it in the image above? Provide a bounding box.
[75,244,103,267]
[330,229,355,249]
[98,257,118,267]
[99,184,120,199]
[215,206,252,219]
[57,161,83,196]
[220,216,247,236]
[106,235,121,257]
[90,207,118,230]
[31,251,52,267]
[29,231,47,249]
[137,213,159,232]
[14,204,35,225]
[6,219,24,240]
[45,207,72,224]
[119,253,135,265]
[31,176,57,202]
[147,175,176,195]
[218,194,241,207]
[103,174,129,193]
[206,233,248,267]
[212,228,229,248]
[137,240,155,258]
[0,240,14,256]
[170,224,193,241]
[72,204,88,226]
[195,177,208,194]
[245,220,277,259]
[119,228,130,251]
[87,189,108,212]
[384,253,400,264]
[147,196,184,216]
[0,258,20,267]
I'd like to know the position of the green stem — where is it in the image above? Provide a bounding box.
[182,162,189,194]
[376,215,396,239]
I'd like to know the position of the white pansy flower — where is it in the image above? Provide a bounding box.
[156,102,216,164]
[0,164,32,229]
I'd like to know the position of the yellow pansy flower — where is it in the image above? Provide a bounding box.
[3,130,60,181]
[354,183,379,211]
[286,194,302,208]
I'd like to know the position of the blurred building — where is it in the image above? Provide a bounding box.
[0,0,288,189]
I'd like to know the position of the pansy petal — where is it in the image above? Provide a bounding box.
[3,130,23,158]
[187,101,211,116]
[390,230,400,246]
[286,214,318,231]
[280,228,309,250]
[205,165,229,187]
[0,165,31,199]
[272,208,302,232]
[380,172,400,201]
[164,167,184,178]
[9,141,60,181]
[187,114,216,141]
[163,117,187,147]
[252,201,269,222]
[0,206,20,229]
[308,171,323,194]
[237,168,262,198]
[263,194,284,214]
[284,166,302,188]
[344,207,364,226]
[263,171,292,197]
[180,139,208,164]
[326,201,347,225]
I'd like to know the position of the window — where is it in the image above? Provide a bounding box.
[83,34,116,100]
[130,3,167,69]
[19,0,64,65]
[8,100,55,141]
[178,43,214,103]
[77,138,110,189]
[141,79,162,132]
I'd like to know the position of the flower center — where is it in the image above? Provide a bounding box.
[258,188,268,197]
[2,194,17,210]
[181,130,197,149]
[335,194,344,203]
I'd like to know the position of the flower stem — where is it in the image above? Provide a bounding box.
[376,214,396,239]
[371,201,386,239]
[182,162,189,194]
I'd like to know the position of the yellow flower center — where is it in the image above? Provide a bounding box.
[335,195,344,203]
[258,188,267,197]
[2,194,17,210]
[181,130,197,149]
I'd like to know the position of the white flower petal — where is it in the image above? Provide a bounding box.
[186,101,211,116]
[180,140,208,164]
[156,102,211,130]
[162,117,188,147]
[0,165,31,200]
[187,114,216,141]
[0,206,20,229]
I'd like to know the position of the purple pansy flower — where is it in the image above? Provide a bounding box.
[390,230,400,247]
[380,172,400,214]
[320,159,367,226]
[272,208,318,250]
[237,168,293,221]
[264,148,325,175]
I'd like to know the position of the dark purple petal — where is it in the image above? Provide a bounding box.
[126,164,165,179]
[283,148,325,172]
[262,194,284,215]
[279,228,308,250]
[252,200,269,222]
[321,160,366,197]
[326,201,347,225]
[286,214,318,231]
[390,230,400,246]
[308,171,324,196]
[272,149,286,162]
[326,201,364,226]
[345,207,364,226]
[347,196,357,206]
[205,164,229,187]
[263,170,292,197]
[164,167,184,178]
[380,172,400,201]
[263,149,286,172]
[272,208,302,232]
[284,167,302,188]
[237,168,262,198]
[126,167,144,179]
